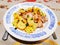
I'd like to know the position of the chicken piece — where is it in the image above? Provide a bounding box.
[17,21,26,30]
[40,16,48,23]
[22,14,27,19]
[22,12,33,19]
[27,12,33,18]
[38,15,46,23]
[34,19,38,23]
[44,17,48,22]
[33,14,39,23]
[33,14,38,20]
[37,20,43,28]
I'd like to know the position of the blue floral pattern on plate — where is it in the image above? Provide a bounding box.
[10,27,46,38]
[46,9,55,30]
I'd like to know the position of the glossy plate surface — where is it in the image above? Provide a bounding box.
[3,2,57,41]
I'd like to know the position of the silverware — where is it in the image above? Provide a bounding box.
[2,31,9,41]
[52,32,57,39]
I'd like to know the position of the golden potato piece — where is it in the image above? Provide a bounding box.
[32,23,38,30]
[12,19,18,28]
[25,23,37,34]
[25,26,34,34]
[17,21,26,30]
[27,17,34,26]
[40,11,46,16]
[27,7,32,12]
[42,12,46,16]
[13,13,19,19]
[33,7,40,12]
[19,16,23,21]
[19,9,25,13]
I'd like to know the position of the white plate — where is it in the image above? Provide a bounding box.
[3,2,57,41]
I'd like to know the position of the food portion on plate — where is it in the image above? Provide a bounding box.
[12,7,48,34]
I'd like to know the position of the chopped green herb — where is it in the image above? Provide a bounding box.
[31,18,33,20]
[26,23,29,26]
[17,20,19,23]
[27,15,29,18]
